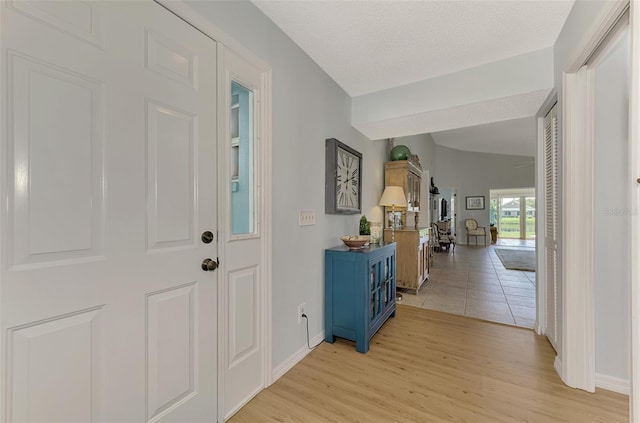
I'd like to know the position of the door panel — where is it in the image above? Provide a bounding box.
[146,284,198,421]
[8,307,103,422]
[1,2,218,421]
[10,52,104,266]
[228,266,259,365]
[220,47,265,419]
[6,0,103,46]
[145,29,198,88]
[146,101,196,251]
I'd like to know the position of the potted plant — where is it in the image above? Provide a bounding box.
[359,215,371,235]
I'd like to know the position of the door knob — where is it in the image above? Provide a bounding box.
[201,258,219,271]
[201,231,214,244]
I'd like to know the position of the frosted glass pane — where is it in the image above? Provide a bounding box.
[230,82,254,236]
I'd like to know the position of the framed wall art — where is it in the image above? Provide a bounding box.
[465,196,485,210]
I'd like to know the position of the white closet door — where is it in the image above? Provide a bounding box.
[544,103,559,352]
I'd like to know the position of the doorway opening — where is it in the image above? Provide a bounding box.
[490,188,536,243]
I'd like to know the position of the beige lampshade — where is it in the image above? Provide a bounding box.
[378,186,407,207]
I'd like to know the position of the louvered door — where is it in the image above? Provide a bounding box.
[544,104,559,352]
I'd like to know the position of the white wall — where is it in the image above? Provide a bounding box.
[434,145,534,243]
[352,48,554,140]
[354,48,553,123]
[184,1,387,368]
[593,27,630,384]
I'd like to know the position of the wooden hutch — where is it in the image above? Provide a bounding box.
[382,159,430,294]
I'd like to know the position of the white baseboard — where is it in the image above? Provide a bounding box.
[595,373,630,395]
[534,321,543,335]
[271,331,324,383]
[224,384,263,421]
[554,355,562,378]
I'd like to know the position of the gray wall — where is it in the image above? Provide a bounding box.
[184,1,387,368]
[434,145,534,243]
[594,27,630,383]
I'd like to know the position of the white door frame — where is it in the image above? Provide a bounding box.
[535,109,546,337]
[560,0,634,403]
[155,2,273,420]
[630,1,640,420]
[562,62,596,392]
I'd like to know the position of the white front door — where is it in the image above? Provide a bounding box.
[0,2,218,421]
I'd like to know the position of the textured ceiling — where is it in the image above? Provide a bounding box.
[430,116,538,157]
[253,0,574,96]
[252,0,574,157]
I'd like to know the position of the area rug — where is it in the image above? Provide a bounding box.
[494,248,535,271]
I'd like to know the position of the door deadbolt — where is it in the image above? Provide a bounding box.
[201,258,219,271]
[201,231,214,244]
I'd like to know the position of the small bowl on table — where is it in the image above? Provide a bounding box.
[340,235,370,250]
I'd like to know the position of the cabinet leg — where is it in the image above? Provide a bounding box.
[356,340,369,354]
[325,334,336,344]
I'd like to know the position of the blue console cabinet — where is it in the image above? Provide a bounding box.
[324,243,396,353]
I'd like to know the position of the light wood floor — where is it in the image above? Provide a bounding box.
[230,305,628,422]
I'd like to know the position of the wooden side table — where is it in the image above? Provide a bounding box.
[490,226,498,244]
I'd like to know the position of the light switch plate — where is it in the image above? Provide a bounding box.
[299,210,316,226]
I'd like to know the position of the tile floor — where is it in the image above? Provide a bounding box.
[398,239,536,328]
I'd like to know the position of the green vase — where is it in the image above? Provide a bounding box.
[390,145,410,161]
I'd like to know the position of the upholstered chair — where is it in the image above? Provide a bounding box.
[432,222,456,252]
[464,219,487,245]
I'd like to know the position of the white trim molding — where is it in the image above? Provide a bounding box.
[629,0,640,420]
[596,374,630,396]
[262,68,273,389]
[534,114,545,336]
[564,0,630,73]
[155,0,270,72]
[223,384,264,422]
[554,355,563,379]
[272,333,325,382]
[560,68,596,392]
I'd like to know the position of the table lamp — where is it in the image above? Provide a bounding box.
[379,185,407,302]
[378,186,407,243]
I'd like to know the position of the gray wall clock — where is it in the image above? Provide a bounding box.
[325,138,362,214]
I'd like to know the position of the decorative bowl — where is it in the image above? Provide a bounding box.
[340,235,370,250]
[390,144,410,161]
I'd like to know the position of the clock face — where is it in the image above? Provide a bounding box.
[336,147,360,210]
[325,138,361,215]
